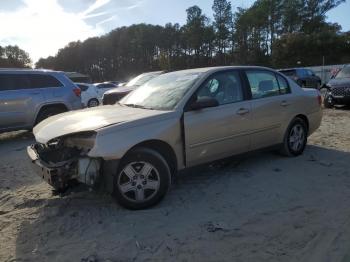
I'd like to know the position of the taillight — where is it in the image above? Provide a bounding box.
[73,87,81,97]
[317,90,322,106]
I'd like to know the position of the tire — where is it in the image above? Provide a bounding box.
[87,98,99,107]
[113,147,171,210]
[35,107,66,125]
[280,117,308,157]
[324,95,334,109]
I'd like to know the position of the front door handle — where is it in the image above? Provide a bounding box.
[280,100,290,107]
[236,108,250,115]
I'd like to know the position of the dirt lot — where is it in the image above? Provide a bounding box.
[1,108,350,262]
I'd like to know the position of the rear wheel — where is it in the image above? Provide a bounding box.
[113,148,171,210]
[280,118,307,157]
[87,98,99,107]
[35,107,66,125]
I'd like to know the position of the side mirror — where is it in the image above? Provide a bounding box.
[190,96,219,110]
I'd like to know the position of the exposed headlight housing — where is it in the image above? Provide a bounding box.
[63,131,97,151]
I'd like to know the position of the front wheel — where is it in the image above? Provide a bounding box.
[113,148,171,210]
[280,118,308,157]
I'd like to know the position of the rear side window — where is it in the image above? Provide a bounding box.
[29,74,63,88]
[246,70,280,99]
[277,75,291,94]
[0,74,30,91]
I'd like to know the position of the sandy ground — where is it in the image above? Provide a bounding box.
[1,108,350,262]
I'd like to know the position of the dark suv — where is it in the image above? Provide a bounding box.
[324,65,350,108]
[0,69,82,132]
[279,68,321,89]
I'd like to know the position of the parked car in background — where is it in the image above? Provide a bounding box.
[28,66,322,209]
[94,82,119,99]
[76,83,101,107]
[0,69,82,133]
[323,64,350,108]
[279,68,321,89]
[102,71,163,105]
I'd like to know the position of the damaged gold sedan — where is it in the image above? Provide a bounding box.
[28,67,323,209]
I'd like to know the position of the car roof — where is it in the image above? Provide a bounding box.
[0,68,60,74]
[168,66,278,75]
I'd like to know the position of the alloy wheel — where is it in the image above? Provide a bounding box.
[117,161,160,202]
[289,124,305,152]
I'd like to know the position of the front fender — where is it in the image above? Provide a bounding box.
[88,117,184,166]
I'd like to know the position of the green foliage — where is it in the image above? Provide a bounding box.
[0,45,31,68]
[35,0,349,81]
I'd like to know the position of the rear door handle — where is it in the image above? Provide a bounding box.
[236,108,250,115]
[280,100,290,107]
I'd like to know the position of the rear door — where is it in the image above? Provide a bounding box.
[244,69,292,150]
[0,73,44,130]
[184,70,252,166]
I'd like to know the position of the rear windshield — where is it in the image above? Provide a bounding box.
[77,84,89,91]
[280,70,296,77]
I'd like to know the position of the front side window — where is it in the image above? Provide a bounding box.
[246,70,280,99]
[196,71,243,105]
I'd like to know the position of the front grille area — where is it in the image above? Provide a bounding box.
[331,86,350,97]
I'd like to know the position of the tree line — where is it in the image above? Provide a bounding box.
[11,0,350,81]
[0,45,31,68]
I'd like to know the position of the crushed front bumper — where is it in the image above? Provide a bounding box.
[27,144,101,190]
[27,145,73,189]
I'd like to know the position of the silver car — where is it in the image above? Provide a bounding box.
[0,69,82,132]
[28,66,322,209]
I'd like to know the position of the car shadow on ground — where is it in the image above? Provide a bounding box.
[14,145,350,262]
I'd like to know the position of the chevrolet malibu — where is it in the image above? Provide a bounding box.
[28,67,322,209]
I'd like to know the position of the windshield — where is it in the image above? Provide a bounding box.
[120,71,202,110]
[126,73,160,87]
[335,66,350,79]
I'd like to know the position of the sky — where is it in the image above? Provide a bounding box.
[0,0,349,63]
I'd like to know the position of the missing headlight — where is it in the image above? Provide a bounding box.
[64,131,97,151]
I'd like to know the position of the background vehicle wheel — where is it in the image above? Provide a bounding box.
[280,117,308,157]
[35,107,66,125]
[324,95,334,108]
[113,147,171,210]
[88,98,99,107]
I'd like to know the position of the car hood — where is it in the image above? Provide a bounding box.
[104,86,137,95]
[328,78,350,87]
[33,105,169,143]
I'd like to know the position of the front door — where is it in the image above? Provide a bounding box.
[184,70,252,167]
